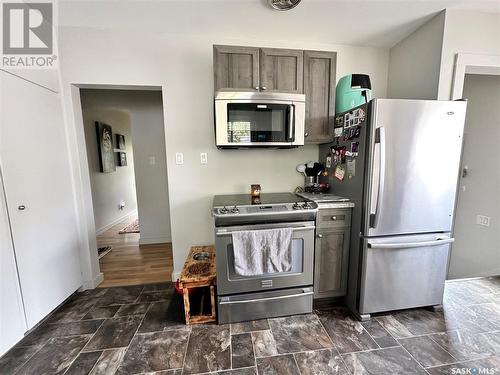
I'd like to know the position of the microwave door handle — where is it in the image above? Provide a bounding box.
[287,104,295,141]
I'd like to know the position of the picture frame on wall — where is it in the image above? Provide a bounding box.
[116,134,125,150]
[118,152,127,166]
[95,121,116,173]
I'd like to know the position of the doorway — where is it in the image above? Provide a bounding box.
[448,74,500,279]
[79,88,173,287]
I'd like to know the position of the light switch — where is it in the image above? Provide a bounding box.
[149,156,156,165]
[476,215,490,227]
[175,152,184,165]
[200,152,208,165]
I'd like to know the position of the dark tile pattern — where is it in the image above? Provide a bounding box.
[115,302,151,317]
[268,314,333,353]
[1,277,499,375]
[316,308,378,353]
[138,300,185,333]
[342,346,428,374]
[231,333,255,369]
[0,346,40,374]
[256,354,300,375]
[17,335,91,375]
[83,316,142,351]
[64,351,102,375]
[117,330,189,373]
[82,306,120,320]
[295,348,350,374]
[398,335,457,367]
[231,319,270,334]
[183,325,231,374]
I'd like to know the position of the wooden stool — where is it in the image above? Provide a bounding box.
[179,245,216,325]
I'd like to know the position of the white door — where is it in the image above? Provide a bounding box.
[0,169,27,355]
[0,71,82,328]
[449,74,500,279]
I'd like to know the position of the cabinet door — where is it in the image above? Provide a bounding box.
[303,50,336,144]
[260,48,303,93]
[214,45,260,92]
[0,71,82,328]
[314,228,350,298]
[0,171,27,355]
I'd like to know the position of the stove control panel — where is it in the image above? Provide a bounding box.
[213,201,317,216]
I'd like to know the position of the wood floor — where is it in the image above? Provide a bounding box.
[96,218,172,288]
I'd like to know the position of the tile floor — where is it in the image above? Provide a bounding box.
[1,277,499,374]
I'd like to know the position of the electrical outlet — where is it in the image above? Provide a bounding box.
[476,215,490,227]
[200,152,208,165]
[175,152,184,165]
[149,156,156,165]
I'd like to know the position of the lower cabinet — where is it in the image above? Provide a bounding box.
[314,209,351,299]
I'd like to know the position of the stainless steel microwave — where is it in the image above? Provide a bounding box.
[214,91,305,148]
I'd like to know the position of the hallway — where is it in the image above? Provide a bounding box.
[97,218,172,287]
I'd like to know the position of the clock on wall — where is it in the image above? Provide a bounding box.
[268,0,301,11]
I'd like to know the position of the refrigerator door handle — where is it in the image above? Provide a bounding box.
[370,126,386,228]
[367,237,455,249]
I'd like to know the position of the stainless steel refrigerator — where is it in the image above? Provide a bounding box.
[319,98,467,320]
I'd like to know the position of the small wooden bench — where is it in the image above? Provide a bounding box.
[179,245,216,325]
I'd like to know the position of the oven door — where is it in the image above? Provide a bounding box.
[215,221,315,295]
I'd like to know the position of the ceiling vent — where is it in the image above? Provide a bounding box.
[268,0,301,11]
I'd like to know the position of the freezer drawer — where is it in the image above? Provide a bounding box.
[218,287,313,324]
[359,233,453,315]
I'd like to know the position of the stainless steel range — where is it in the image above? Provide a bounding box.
[213,193,317,324]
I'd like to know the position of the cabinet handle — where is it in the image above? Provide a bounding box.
[261,86,267,90]
[317,234,323,238]
[331,216,337,221]
[18,205,26,210]
[304,132,309,137]
[254,86,260,90]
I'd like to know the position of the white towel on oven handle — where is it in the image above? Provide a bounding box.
[232,228,293,276]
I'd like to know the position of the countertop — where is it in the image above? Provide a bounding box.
[296,192,355,208]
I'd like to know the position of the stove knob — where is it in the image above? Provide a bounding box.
[292,203,301,210]
[231,206,239,214]
[219,206,229,214]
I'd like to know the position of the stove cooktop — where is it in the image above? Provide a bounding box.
[212,192,318,226]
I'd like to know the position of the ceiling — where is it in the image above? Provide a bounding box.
[58,0,500,48]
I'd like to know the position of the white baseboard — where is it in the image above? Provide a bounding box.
[139,235,171,245]
[171,270,181,282]
[95,209,138,235]
[80,272,104,290]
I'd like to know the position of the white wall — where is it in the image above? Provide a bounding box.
[80,89,171,244]
[449,74,500,279]
[58,4,389,281]
[387,11,445,99]
[81,90,138,233]
[438,9,500,100]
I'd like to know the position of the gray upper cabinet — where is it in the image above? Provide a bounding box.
[303,50,337,144]
[214,45,259,92]
[259,48,303,93]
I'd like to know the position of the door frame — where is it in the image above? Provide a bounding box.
[64,83,168,289]
[449,53,500,279]
[451,53,500,99]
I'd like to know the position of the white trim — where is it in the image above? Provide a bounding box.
[139,235,172,245]
[451,53,500,99]
[171,270,181,282]
[95,209,138,235]
[81,272,104,290]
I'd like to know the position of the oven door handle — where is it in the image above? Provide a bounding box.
[216,225,316,236]
[218,291,314,305]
